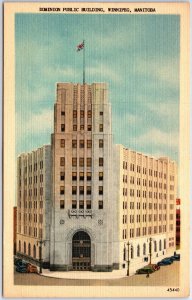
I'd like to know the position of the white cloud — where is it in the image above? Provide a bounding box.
[136,128,178,149]
[88,64,122,83]
[16,109,53,140]
[146,101,179,118]
[134,57,179,88]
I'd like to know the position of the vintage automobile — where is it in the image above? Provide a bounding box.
[136,266,155,274]
[157,259,173,266]
[169,254,180,261]
[148,263,160,271]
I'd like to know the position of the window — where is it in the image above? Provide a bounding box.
[60,186,64,195]
[87,158,92,167]
[99,201,103,209]
[100,111,103,115]
[99,186,103,195]
[87,110,92,118]
[86,201,91,209]
[61,111,65,116]
[60,157,65,166]
[72,158,77,167]
[60,139,65,148]
[72,201,77,209]
[131,246,134,258]
[24,242,26,254]
[159,240,162,251]
[87,125,92,131]
[73,125,77,131]
[154,241,157,252]
[99,172,103,181]
[80,110,84,118]
[79,201,84,209]
[99,139,103,148]
[33,245,36,258]
[60,200,65,209]
[79,186,84,195]
[72,140,77,148]
[143,243,146,255]
[87,140,92,148]
[87,186,91,195]
[80,125,84,130]
[72,186,77,195]
[79,158,84,167]
[99,124,103,132]
[99,158,103,166]
[72,172,77,181]
[137,245,140,257]
[61,124,65,132]
[79,172,84,180]
[79,140,84,148]
[87,172,91,181]
[73,110,77,118]
[19,241,21,252]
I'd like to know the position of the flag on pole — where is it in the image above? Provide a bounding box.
[77,41,84,51]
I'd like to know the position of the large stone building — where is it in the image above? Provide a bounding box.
[16,145,51,266]
[16,82,177,274]
[113,145,177,274]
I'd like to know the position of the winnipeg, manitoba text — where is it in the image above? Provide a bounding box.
[39,7,156,13]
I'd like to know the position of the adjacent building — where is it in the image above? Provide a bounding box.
[16,145,51,267]
[113,145,177,274]
[13,207,17,254]
[16,82,178,274]
[176,198,181,247]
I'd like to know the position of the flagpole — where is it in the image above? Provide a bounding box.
[83,40,85,84]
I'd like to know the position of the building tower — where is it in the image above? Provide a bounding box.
[50,83,118,271]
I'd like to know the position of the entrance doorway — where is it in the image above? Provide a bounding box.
[72,231,91,271]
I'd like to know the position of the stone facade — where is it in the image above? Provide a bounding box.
[16,145,51,266]
[112,144,177,274]
[50,83,117,271]
[16,82,177,274]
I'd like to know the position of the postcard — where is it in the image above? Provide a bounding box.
[3,2,190,298]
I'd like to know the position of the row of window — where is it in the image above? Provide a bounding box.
[124,201,168,211]
[60,186,103,195]
[124,226,171,239]
[61,110,103,117]
[60,200,103,209]
[60,123,103,133]
[124,176,173,191]
[123,240,167,260]
[127,214,167,223]
[61,139,93,148]
[60,157,104,167]
[61,172,103,181]
[19,161,44,176]
[18,241,39,259]
[122,163,170,179]
[124,189,173,200]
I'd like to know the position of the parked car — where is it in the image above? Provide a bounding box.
[136,266,154,274]
[157,260,172,266]
[27,264,38,273]
[169,254,180,261]
[148,264,160,271]
[16,265,28,273]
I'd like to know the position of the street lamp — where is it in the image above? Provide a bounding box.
[36,239,46,274]
[124,241,133,276]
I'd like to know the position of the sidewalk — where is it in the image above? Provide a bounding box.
[41,268,128,280]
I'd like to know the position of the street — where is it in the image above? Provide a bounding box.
[14,261,180,286]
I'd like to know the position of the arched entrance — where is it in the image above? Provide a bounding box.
[72,231,91,271]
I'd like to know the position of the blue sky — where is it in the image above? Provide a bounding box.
[15,14,180,162]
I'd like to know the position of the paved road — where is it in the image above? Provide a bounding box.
[14,261,179,286]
